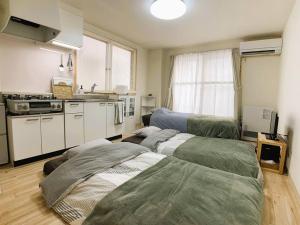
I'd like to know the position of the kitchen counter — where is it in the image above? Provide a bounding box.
[7,112,64,118]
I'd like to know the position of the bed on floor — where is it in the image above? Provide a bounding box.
[40,141,263,225]
[122,127,262,181]
[148,108,241,139]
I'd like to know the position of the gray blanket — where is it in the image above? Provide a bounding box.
[40,142,149,207]
[140,129,179,151]
[150,108,190,132]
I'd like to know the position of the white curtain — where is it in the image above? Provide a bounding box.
[172,49,235,118]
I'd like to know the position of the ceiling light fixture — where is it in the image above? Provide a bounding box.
[150,0,186,20]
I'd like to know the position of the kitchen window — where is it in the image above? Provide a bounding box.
[77,36,107,91]
[76,35,136,92]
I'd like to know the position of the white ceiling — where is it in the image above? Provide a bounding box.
[61,0,295,49]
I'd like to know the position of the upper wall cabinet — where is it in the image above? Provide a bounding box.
[51,8,83,50]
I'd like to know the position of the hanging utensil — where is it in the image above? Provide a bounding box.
[59,54,65,72]
[67,53,73,71]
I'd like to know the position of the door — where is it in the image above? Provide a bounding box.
[106,103,124,138]
[84,102,106,142]
[8,116,42,161]
[41,114,65,154]
[65,113,84,148]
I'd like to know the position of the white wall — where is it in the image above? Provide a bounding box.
[241,56,280,110]
[277,0,300,194]
[147,50,163,107]
[0,34,73,93]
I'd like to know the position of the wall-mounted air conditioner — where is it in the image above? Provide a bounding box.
[240,38,282,56]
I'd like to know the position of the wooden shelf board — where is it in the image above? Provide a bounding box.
[261,162,280,171]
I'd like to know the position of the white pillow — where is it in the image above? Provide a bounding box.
[133,126,161,137]
[63,138,112,159]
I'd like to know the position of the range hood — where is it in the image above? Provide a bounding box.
[0,0,61,42]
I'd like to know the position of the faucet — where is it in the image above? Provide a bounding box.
[91,83,97,93]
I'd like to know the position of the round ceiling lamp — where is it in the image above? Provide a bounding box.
[150,0,186,20]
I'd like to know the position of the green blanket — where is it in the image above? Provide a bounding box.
[83,157,263,225]
[175,136,259,178]
[187,116,240,139]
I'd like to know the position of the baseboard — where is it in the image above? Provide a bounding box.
[13,149,67,167]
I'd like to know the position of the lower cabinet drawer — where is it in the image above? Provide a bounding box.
[65,102,84,114]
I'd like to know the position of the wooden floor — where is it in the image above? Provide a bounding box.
[0,159,300,225]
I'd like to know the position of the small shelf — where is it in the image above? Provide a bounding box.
[257,133,287,175]
[140,96,157,122]
[260,161,280,171]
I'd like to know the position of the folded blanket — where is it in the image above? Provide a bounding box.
[140,129,179,151]
[175,136,259,178]
[83,156,263,225]
[187,115,240,139]
[40,142,149,207]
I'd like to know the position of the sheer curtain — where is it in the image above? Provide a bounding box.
[172,49,235,118]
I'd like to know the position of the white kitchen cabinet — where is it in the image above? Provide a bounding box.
[84,102,107,142]
[65,113,85,148]
[7,116,42,161]
[65,102,84,114]
[41,114,65,154]
[51,8,83,49]
[106,103,124,138]
[124,116,136,133]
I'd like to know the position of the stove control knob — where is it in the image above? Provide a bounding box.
[23,105,28,110]
[52,104,56,109]
[57,104,61,109]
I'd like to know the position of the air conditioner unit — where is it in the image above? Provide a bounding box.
[240,38,282,56]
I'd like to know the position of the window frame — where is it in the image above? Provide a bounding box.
[75,33,137,92]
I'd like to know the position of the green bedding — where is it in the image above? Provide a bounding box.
[175,136,259,178]
[187,116,240,139]
[83,156,263,225]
